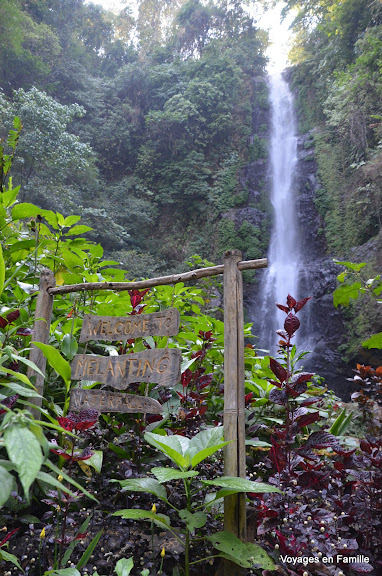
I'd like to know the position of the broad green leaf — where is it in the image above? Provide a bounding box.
[207,531,275,569]
[4,424,43,499]
[333,282,362,307]
[179,510,207,533]
[362,332,382,349]
[115,557,134,576]
[113,509,171,530]
[85,450,103,473]
[144,432,190,469]
[2,184,20,208]
[65,225,93,236]
[116,477,168,502]
[64,215,81,227]
[0,548,23,571]
[0,381,40,397]
[11,202,40,221]
[189,428,229,468]
[151,467,199,483]
[61,334,78,360]
[32,343,71,386]
[202,476,282,494]
[45,569,81,576]
[334,260,367,272]
[0,243,5,297]
[0,465,14,506]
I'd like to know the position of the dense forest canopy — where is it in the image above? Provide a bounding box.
[0,0,270,278]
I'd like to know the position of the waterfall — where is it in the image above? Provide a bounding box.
[257,72,300,353]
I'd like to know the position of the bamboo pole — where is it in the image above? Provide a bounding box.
[27,269,55,419]
[48,258,268,296]
[223,250,246,576]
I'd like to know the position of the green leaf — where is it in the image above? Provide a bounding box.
[245,440,272,448]
[65,225,93,236]
[45,569,81,576]
[0,465,14,506]
[362,332,382,349]
[144,432,190,469]
[112,509,171,530]
[0,243,5,297]
[61,334,78,360]
[0,548,23,571]
[85,450,103,474]
[62,515,92,567]
[206,531,275,569]
[0,367,36,388]
[64,215,81,227]
[4,424,43,500]
[44,460,98,502]
[151,467,199,483]
[188,428,229,468]
[76,529,103,570]
[115,557,134,576]
[333,282,362,307]
[0,381,40,397]
[334,260,367,272]
[201,476,282,494]
[116,477,168,502]
[32,343,71,386]
[35,471,76,497]
[11,202,40,221]
[178,510,207,533]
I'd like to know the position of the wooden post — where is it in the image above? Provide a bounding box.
[27,269,56,418]
[223,250,246,574]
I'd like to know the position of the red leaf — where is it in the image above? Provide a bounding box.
[294,297,311,313]
[296,412,320,428]
[276,304,289,314]
[128,288,149,308]
[58,410,98,432]
[304,431,339,450]
[284,313,300,336]
[269,388,288,405]
[16,327,34,336]
[269,443,287,472]
[291,372,314,385]
[0,527,20,547]
[0,394,19,414]
[301,396,322,407]
[286,295,297,309]
[245,392,254,405]
[0,317,9,329]
[269,358,287,383]
[195,374,213,390]
[181,369,193,387]
[6,310,20,323]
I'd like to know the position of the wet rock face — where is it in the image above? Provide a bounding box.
[294,131,351,397]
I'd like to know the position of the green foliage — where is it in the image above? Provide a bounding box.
[113,427,277,574]
[333,259,382,352]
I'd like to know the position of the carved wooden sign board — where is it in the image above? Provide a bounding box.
[69,308,181,414]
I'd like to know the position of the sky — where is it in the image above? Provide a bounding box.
[85,0,293,72]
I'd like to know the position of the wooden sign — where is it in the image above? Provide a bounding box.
[71,348,182,389]
[69,389,163,414]
[80,308,180,342]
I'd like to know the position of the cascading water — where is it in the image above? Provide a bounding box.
[257,72,300,354]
